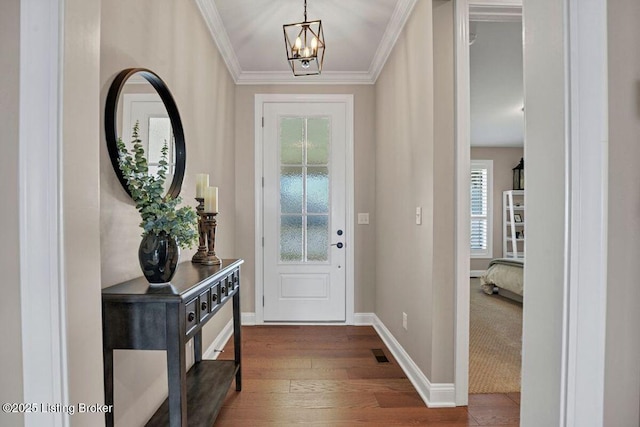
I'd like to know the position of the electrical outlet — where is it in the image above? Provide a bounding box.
[415,207,422,225]
[402,312,408,330]
[358,213,369,224]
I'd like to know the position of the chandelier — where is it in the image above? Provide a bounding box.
[283,0,325,76]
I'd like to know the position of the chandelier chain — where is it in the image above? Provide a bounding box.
[304,0,307,22]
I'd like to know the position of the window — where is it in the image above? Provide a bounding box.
[470,159,493,258]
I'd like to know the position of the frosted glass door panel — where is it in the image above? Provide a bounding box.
[280,117,304,164]
[280,216,303,262]
[306,117,330,164]
[307,215,329,261]
[306,167,329,213]
[278,116,331,263]
[280,167,303,213]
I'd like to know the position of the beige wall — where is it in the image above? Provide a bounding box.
[0,0,24,425]
[520,0,567,424]
[605,0,640,424]
[374,0,455,382]
[470,147,524,272]
[234,85,376,314]
[100,0,236,425]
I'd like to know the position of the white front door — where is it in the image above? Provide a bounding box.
[262,102,347,322]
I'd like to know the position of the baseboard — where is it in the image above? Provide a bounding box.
[238,312,374,326]
[470,270,486,278]
[372,315,456,408]
[353,312,375,325]
[242,312,256,325]
[203,318,233,359]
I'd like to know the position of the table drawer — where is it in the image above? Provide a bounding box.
[210,283,220,311]
[185,298,198,335]
[220,279,229,298]
[199,289,210,322]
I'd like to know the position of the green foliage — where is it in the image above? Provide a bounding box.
[116,121,198,249]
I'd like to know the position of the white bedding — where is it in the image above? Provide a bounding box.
[480,258,524,298]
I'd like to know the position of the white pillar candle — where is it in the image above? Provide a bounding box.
[195,174,209,199]
[203,186,218,213]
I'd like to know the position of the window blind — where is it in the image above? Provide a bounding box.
[470,162,491,257]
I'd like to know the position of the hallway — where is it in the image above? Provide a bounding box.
[216,326,520,426]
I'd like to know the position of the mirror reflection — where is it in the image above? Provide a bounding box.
[117,73,176,193]
[105,68,186,200]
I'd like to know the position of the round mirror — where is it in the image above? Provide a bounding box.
[105,68,186,199]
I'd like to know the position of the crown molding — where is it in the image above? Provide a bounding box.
[195,0,417,85]
[195,0,241,82]
[469,0,522,22]
[369,0,418,82]
[236,71,374,85]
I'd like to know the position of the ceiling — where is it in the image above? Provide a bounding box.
[195,0,417,84]
[470,20,524,147]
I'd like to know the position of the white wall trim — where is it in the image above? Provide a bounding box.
[468,0,522,5]
[469,4,522,22]
[203,319,234,360]
[241,312,256,326]
[454,0,471,407]
[237,71,375,85]
[254,94,355,325]
[194,0,242,82]
[368,0,418,81]
[353,312,376,326]
[470,270,486,278]
[372,315,456,408]
[19,0,68,425]
[562,0,608,425]
[195,0,417,85]
[241,312,374,327]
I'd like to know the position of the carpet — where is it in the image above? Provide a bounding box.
[469,278,522,394]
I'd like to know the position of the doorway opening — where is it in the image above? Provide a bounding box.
[468,14,524,399]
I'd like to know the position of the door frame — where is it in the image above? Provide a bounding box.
[254,94,355,325]
[19,0,68,425]
[454,0,609,421]
[454,0,525,406]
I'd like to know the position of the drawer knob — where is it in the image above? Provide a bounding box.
[201,301,207,311]
[212,294,218,302]
[221,286,226,293]
[187,312,195,322]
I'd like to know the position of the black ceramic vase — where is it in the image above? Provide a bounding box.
[138,232,180,284]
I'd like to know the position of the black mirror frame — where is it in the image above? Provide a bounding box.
[105,68,186,200]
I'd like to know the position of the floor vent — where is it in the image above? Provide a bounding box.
[371,348,389,363]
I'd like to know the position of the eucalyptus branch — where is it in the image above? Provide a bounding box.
[117,120,198,249]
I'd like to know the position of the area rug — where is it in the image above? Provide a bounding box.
[469,278,522,394]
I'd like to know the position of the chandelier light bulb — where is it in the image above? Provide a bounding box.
[311,37,318,53]
[303,46,310,58]
[295,37,302,50]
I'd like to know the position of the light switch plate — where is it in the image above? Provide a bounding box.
[358,213,369,225]
[415,207,422,225]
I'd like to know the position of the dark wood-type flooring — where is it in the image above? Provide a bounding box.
[217,325,520,426]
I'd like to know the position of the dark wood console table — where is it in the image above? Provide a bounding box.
[102,259,243,427]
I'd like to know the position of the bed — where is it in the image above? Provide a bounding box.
[480,258,524,302]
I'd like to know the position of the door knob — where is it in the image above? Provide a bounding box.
[331,242,344,249]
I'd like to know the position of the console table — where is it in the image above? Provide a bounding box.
[102,259,243,427]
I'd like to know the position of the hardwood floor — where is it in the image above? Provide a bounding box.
[216,325,520,426]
